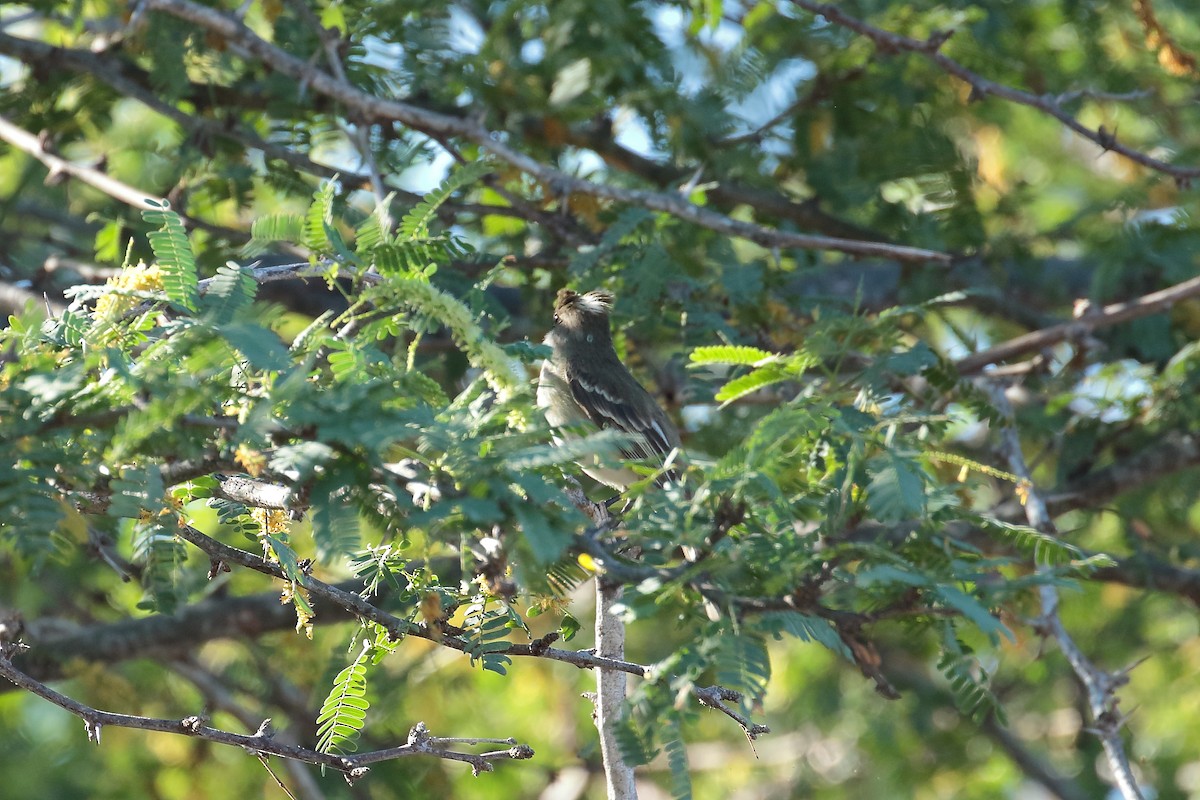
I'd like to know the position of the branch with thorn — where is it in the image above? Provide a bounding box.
[0,653,531,782]
[988,384,1147,800]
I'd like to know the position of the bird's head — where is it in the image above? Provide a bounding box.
[544,288,617,358]
[550,289,615,340]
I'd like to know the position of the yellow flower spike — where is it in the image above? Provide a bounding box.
[234,444,267,478]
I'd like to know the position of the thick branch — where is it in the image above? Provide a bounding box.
[0,113,247,243]
[595,577,637,799]
[956,274,1200,373]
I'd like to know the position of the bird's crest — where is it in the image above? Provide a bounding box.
[556,288,614,317]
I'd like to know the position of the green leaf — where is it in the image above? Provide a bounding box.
[315,648,372,755]
[248,213,305,252]
[142,201,198,312]
[311,474,361,565]
[356,195,395,253]
[937,629,1006,723]
[615,711,660,766]
[713,634,770,703]
[714,364,788,404]
[270,442,336,480]
[219,322,291,371]
[758,612,852,660]
[885,341,938,375]
[663,716,692,800]
[131,520,186,614]
[866,453,927,522]
[305,180,337,253]
[201,262,257,324]
[399,160,493,240]
[690,344,775,366]
[558,612,582,642]
[931,585,1014,643]
[514,503,568,563]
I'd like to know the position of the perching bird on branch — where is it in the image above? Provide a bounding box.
[537,288,683,493]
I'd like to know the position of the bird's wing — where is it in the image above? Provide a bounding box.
[567,366,677,464]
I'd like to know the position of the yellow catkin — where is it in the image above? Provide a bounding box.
[93,261,164,320]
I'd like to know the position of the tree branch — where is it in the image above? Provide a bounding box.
[956,274,1200,374]
[793,0,1200,185]
[139,0,950,265]
[169,659,325,800]
[0,113,249,244]
[988,384,1146,800]
[0,652,531,780]
[0,114,157,210]
[595,574,637,799]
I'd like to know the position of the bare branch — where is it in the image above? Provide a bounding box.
[988,384,1146,800]
[693,685,770,742]
[0,653,530,778]
[956,274,1200,374]
[0,114,157,210]
[214,474,295,510]
[0,113,248,244]
[171,524,767,737]
[170,659,325,800]
[595,575,637,799]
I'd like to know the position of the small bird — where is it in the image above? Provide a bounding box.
[537,288,683,492]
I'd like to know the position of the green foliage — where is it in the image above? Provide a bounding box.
[304,180,338,256]
[201,262,258,324]
[759,612,852,661]
[937,629,1006,725]
[130,520,187,614]
[310,473,362,564]
[399,160,494,240]
[663,715,692,800]
[316,643,373,755]
[4,1,1200,797]
[460,597,520,675]
[247,213,306,255]
[142,201,198,312]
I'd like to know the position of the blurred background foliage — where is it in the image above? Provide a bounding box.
[2,0,1200,798]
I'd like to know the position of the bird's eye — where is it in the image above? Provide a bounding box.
[553,313,560,325]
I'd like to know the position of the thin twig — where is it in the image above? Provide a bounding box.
[693,685,770,742]
[792,0,1200,185]
[171,659,325,800]
[0,653,530,779]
